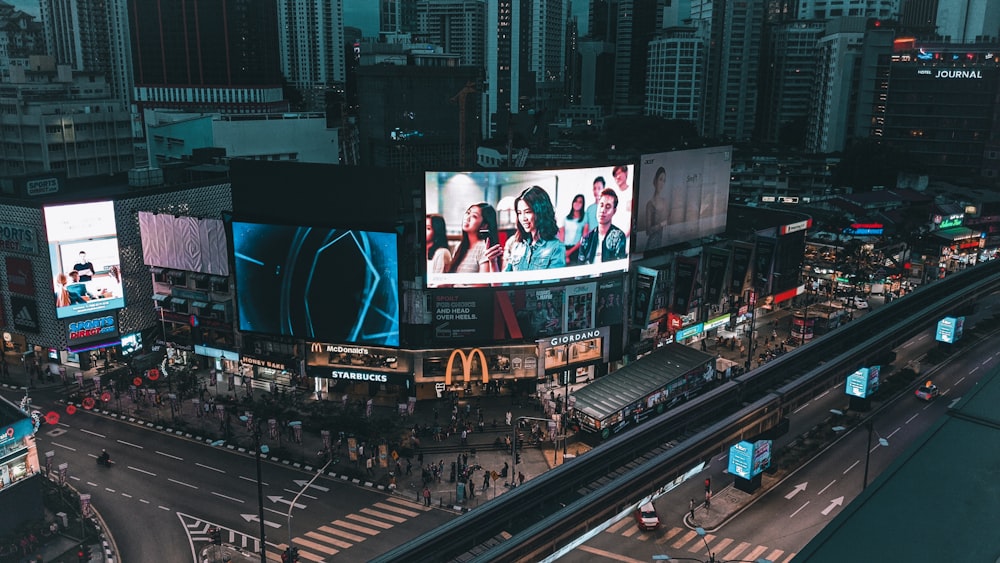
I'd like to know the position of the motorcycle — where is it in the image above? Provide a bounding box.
[96,454,113,468]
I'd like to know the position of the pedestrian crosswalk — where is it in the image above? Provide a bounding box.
[605,522,797,563]
[265,496,431,562]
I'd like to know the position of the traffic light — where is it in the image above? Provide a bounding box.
[290,547,300,562]
[515,451,521,465]
[77,545,90,562]
[209,527,222,545]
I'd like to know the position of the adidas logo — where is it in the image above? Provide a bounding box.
[15,305,37,329]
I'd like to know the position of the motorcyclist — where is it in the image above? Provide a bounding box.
[98,449,110,465]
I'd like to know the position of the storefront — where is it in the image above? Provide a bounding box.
[239,352,301,392]
[305,342,410,405]
[0,398,43,535]
[417,344,538,401]
[194,344,240,378]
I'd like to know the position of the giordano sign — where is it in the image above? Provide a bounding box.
[444,348,490,386]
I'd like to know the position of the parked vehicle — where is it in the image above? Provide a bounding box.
[635,501,660,531]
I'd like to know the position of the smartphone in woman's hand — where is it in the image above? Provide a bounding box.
[479,229,490,247]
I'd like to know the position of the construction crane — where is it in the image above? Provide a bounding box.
[450,81,478,168]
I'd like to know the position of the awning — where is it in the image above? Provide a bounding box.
[210,276,230,286]
[190,273,208,281]
[191,301,209,309]
[150,267,164,274]
[165,269,186,278]
[171,297,187,305]
[211,303,227,311]
[152,293,169,301]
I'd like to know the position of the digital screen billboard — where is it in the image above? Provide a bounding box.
[425,165,634,288]
[636,146,732,253]
[232,222,400,346]
[43,201,126,319]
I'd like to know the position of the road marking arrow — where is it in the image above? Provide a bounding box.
[240,514,281,529]
[821,496,844,516]
[292,479,330,492]
[784,482,807,499]
[267,495,306,509]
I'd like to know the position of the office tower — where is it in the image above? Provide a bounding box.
[758,20,825,144]
[693,0,766,140]
[611,0,666,115]
[277,0,346,111]
[806,17,867,153]
[381,0,419,34]
[794,0,899,20]
[899,0,939,33]
[415,0,487,67]
[645,27,704,124]
[484,0,533,139]
[128,0,287,115]
[589,0,616,42]
[40,0,133,111]
[935,0,1000,42]
[530,0,568,111]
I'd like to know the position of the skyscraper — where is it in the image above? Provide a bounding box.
[415,0,487,67]
[381,0,419,34]
[40,0,133,111]
[529,0,568,111]
[484,0,533,138]
[611,0,666,115]
[645,27,704,123]
[128,0,287,115]
[277,0,346,111]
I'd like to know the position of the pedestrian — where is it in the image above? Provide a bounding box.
[406,458,412,475]
[467,476,475,498]
[518,471,525,486]
[366,456,374,476]
[461,428,468,445]
[423,486,431,506]
[689,498,695,519]
[482,471,490,491]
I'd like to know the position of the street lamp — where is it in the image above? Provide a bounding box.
[239,415,268,562]
[863,420,889,490]
[286,459,332,553]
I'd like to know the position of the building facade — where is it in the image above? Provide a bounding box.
[276,0,346,112]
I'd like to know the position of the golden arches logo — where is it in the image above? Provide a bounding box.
[444,348,490,386]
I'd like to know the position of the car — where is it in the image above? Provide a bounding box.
[837,295,869,309]
[915,383,939,401]
[635,501,660,531]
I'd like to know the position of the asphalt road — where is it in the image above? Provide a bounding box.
[16,396,456,562]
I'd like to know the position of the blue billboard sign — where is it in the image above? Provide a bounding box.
[676,323,704,341]
[846,365,881,398]
[728,441,754,479]
[936,316,965,344]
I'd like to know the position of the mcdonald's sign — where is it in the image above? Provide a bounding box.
[444,348,489,386]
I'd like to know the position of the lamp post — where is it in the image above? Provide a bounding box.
[287,459,332,551]
[239,415,268,562]
[511,416,554,485]
[863,419,888,490]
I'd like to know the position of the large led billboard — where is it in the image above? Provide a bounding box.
[425,165,634,287]
[43,201,126,319]
[232,222,400,346]
[635,146,732,253]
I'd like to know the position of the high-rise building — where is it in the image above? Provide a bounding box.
[277,0,346,111]
[415,0,487,67]
[381,0,419,34]
[128,0,288,115]
[935,0,1000,43]
[759,20,826,144]
[611,0,666,115]
[806,17,867,153]
[645,27,704,124]
[0,3,43,81]
[484,0,533,139]
[530,0,568,111]
[794,0,899,20]
[693,0,766,139]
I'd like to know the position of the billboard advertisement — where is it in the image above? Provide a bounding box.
[5,256,34,296]
[728,439,772,479]
[424,165,634,288]
[138,211,230,276]
[936,316,965,343]
[635,146,732,253]
[232,222,400,346]
[43,201,126,319]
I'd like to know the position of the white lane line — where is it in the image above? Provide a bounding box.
[793,403,810,414]
[51,442,76,451]
[843,460,860,475]
[117,440,144,449]
[887,428,901,439]
[905,413,919,424]
[240,475,270,486]
[817,481,836,495]
[80,429,106,438]
[196,463,226,474]
[156,451,183,461]
[139,499,150,504]
[58,422,71,427]
[956,376,965,385]
[87,481,98,487]
[816,389,830,399]
[168,478,198,489]
[790,502,810,518]
[158,506,170,511]
[105,488,116,493]
[128,466,157,476]
[121,493,132,499]
[264,507,288,517]
[211,492,245,503]
[70,476,81,481]
[283,489,317,500]
[970,366,979,373]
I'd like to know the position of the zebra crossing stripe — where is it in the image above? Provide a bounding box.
[605,518,632,534]
[346,513,394,529]
[360,507,406,523]
[305,530,352,549]
[672,529,698,549]
[723,541,752,560]
[318,525,366,543]
[385,496,430,511]
[373,502,421,517]
[765,548,786,562]
[331,519,381,535]
[655,526,685,545]
[710,537,734,554]
[292,536,338,556]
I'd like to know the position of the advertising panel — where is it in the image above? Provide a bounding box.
[43,201,126,319]
[596,277,625,327]
[845,367,870,398]
[232,222,399,346]
[5,256,34,296]
[752,439,772,475]
[538,326,610,373]
[935,316,964,343]
[728,441,754,479]
[138,211,230,276]
[10,296,39,333]
[505,286,565,341]
[424,165,634,288]
[633,267,658,326]
[431,290,493,341]
[67,315,120,350]
[0,222,37,254]
[636,146,732,253]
